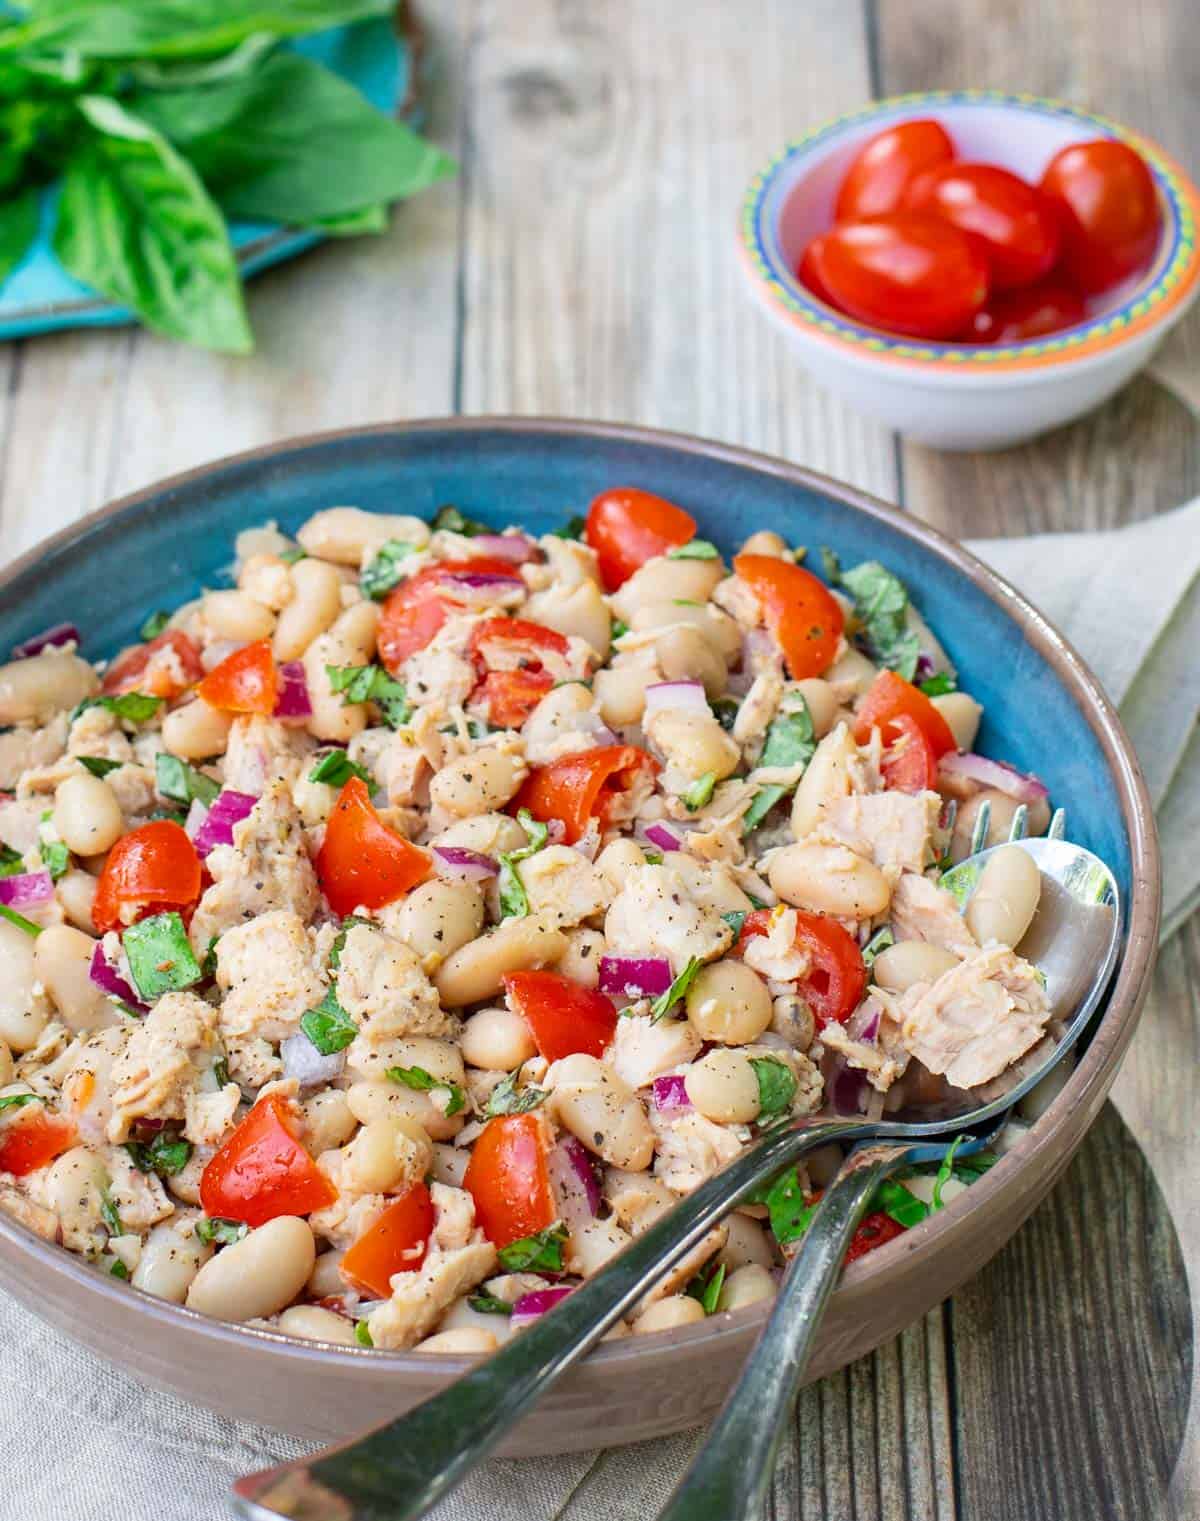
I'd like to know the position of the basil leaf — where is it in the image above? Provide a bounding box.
[930,1136,968,1211]
[360,540,418,601]
[872,1178,930,1229]
[72,690,164,724]
[278,545,306,565]
[496,809,550,921]
[37,812,69,881]
[750,1057,797,1120]
[839,560,921,682]
[649,956,702,1023]
[721,909,747,938]
[329,915,374,970]
[78,755,121,778]
[550,515,585,541]
[686,1260,726,1315]
[211,1056,230,1088]
[98,1184,123,1237]
[53,96,251,354]
[484,1069,547,1117]
[0,844,23,877]
[711,696,739,732]
[195,1216,248,1246]
[109,1258,130,1280]
[354,1318,374,1347]
[743,692,815,833]
[123,911,202,999]
[385,1064,466,1118]
[326,664,411,728]
[948,1151,998,1186]
[682,771,716,811]
[308,749,372,788]
[919,671,957,698]
[496,1222,567,1274]
[430,505,487,537]
[611,619,629,640]
[0,903,42,936]
[155,752,220,807]
[752,1165,815,1248]
[861,925,894,969]
[312,201,388,237]
[668,539,719,561]
[300,986,357,1055]
[468,1293,513,1316]
[0,1092,42,1113]
[125,1130,191,1177]
[139,609,170,641]
[642,849,663,865]
[128,31,280,91]
[0,186,38,289]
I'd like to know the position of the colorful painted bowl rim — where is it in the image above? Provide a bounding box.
[739,90,1200,374]
[0,417,1160,1382]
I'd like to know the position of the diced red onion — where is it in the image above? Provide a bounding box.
[511,1286,573,1328]
[0,870,52,909]
[89,942,148,1013]
[846,1001,880,1044]
[273,661,312,721]
[442,571,525,593]
[937,752,1048,804]
[11,622,80,659]
[643,822,682,853]
[184,798,208,841]
[471,534,538,564]
[914,653,936,682]
[652,1074,692,1113]
[574,712,619,747]
[544,818,567,846]
[643,681,709,720]
[598,954,672,999]
[571,822,601,861]
[281,1031,346,1088]
[547,1136,601,1226]
[191,790,257,858]
[431,845,499,882]
[828,1059,868,1116]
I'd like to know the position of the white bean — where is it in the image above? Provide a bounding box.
[932,692,983,752]
[387,1037,465,1086]
[685,960,773,1044]
[43,1145,107,1244]
[201,589,275,643]
[161,699,234,761]
[549,1054,654,1171]
[340,1116,433,1194]
[769,842,891,919]
[739,530,788,558]
[647,710,739,783]
[307,1250,347,1299]
[565,1217,633,1277]
[185,1216,316,1322]
[0,651,98,725]
[33,926,114,1032]
[717,1263,777,1312]
[796,678,838,738]
[297,506,430,565]
[273,557,344,661]
[555,928,606,987]
[595,838,647,888]
[53,772,123,857]
[132,1220,213,1303]
[790,725,858,838]
[633,1295,707,1334]
[277,1304,358,1345]
[301,1088,357,1154]
[525,581,611,658]
[0,1039,11,1087]
[461,1006,536,1071]
[237,553,294,611]
[345,1080,458,1143]
[610,556,724,623]
[435,919,567,1007]
[655,626,727,698]
[630,602,741,662]
[429,1142,470,1188]
[303,601,381,742]
[0,919,45,1052]
[965,844,1042,949]
[418,1327,499,1355]
[56,868,98,932]
[824,646,877,698]
[390,879,484,965]
[433,812,529,857]
[717,1212,775,1271]
[429,747,527,817]
[873,941,959,994]
[684,1049,760,1124]
[593,664,655,726]
[951,789,1050,862]
[521,683,594,761]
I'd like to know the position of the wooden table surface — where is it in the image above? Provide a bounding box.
[0,3,1196,1518]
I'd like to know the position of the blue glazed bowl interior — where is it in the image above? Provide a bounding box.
[1,422,1132,932]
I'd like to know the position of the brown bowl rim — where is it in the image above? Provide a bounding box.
[0,415,1160,1379]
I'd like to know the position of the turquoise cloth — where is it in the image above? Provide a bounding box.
[0,19,410,340]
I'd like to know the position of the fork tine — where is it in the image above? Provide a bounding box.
[1008,803,1029,841]
[1048,806,1067,841]
[941,798,958,835]
[969,798,992,856]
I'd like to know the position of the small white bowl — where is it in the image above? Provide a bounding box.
[739,92,1200,450]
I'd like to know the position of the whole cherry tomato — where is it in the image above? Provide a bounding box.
[195,639,279,715]
[904,162,1060,291]
[834,118,956,222]
[733,553,844,679]
[799,214,989,340]
[316,776,431,916]
[512,745,660,844]
[340,1183,435,1297]
[463,1113,556,1249]
[102,630,204,701]
[1039,138,1161,294]
[853,670,957,758]
[504,970,618,1062]
[584,488,697,591]
[92,819,202,935]
[200,1093,337,1227]
[737,909,866,1030]
[968,277,1086,343]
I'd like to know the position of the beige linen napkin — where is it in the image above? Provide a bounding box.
[1,505,1197,1520]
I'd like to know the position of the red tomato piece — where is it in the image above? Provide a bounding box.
[844,1211,906,1264]
[468,617,573,727]
[879,713,939,794]
[92,820,202,935]
[463,1114,556,1249]
[377,557,524,673]
[474,669,555,728]
[1039,138,1162,295]
[195,639,279,715]
[200,1093,337,1227]
[340,1183,435,1297]
[853,670,957,758]
[584,488,697,591]
[504,970,618,1062]
[904,162,1060,291]
[733,554,844,679]
[316,776,432,916]
[968,277,1086,343]
[0,1109,76,1176]
[512,745,660,845]
[102,630,204,701]
[835,118,956,222]
[737,909,866,1030]
[799,213,989,340]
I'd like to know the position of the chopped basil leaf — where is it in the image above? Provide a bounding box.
[326,663,412,728]
[125,1131,192,1178]
[200,936,220,981]
[99,1185,123,1238]
[123,912,203,1000]
[330,915,375,969]
[355,1318,374,1347]
[195,1217,248,1246]
[839,561,921,682]
[682,771,717,811]
[642,849,664,865]
[0,904,42,936]
[468,1293,513,1316]
[872,1178,929,1229]
[711,696,739,732]
[78,755,122,779]
[722,909,748,938]
[949,1151,998,1185]
[751,1165,814,1247]
[819,546,842,585]
[431,505,488,537]
[497,808,551,921]
[38,834,69,881]
[308,749,373,788]
[743,692,815,833]
[386,1064,466,1117]
[919,671,957,698]
[551,515,586,541]
[109,1259,130,1280]
[147,805,188,825]
[0,844,23,877]
[686,1259,727,1315]
[155,752,220,808]
[360,539,419,600]
[861,925,895,969]
[139,610,170,641]
[649,956,702,1023]
[212,1057,230,1088]
[750,1057,797,1119]
[497,1222,568,1274]
[931,1136,968,1210]
[610,619,629,640]
[0,1092,41,1113]
[668,539,719,561]
[485,1069,548,1117]
[672,599,702,607]
[72,691,164,725]
[300,987,358,1055]
[279,546,307,565]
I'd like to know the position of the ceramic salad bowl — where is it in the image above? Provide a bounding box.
[0,418,1158,1451]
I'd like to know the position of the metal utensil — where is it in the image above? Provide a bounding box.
[231,830,1119,1521]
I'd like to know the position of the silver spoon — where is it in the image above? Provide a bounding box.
[231,830,1119,1521]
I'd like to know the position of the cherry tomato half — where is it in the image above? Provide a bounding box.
[468,617,572,728]
[584,488,697,591]
[377,557,521,672]
[463,1113,556,1249]
[737,909,866,1030]
[102,630,204,701]
[733,554,844,679]
[200,1093,337,1227]
[512,745,660,845]
[504,970,618,1062]
[195,639,279,716]
[879,713,939,794]
[316,776,431,916]
[1039,138,1161,295]
[92,819,202,935]
[340,1183,435,1297]
[844,1211,905,1264]
[834,118,956,223]
[968,276,1086,343]
[904,162,1060,291]
[0,1108,76,1176]
[853,670,957,759]
[799,213,989,340]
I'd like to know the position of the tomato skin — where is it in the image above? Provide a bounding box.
[468,617,572,727]
[102,630,204,700]
[200,1094,337,1227]
[1039,139,1161,294]
[968,277,1086,343]
[733,554,844,679]
[584,488,697,591]
[737,908,866,1031]
[92,820,202,935]
[377,557,520,672]
[844,1211,905,1263]
[800,213,989,340]
[504,970,618,1062]
[880,713,939,794]
[317,777,431,916]
[0,1109,76,1176]
[474,669,555,728]
[904,162,1060,291]
[195,639,279,716]
[854,670,957,759]
[340,1183,435,1297]
[512,745,660,845]
[835,118,956,222]
[463,1114,556,1249]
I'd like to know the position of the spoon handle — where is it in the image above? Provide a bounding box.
[653,1142,914,1521]
[232,1116,862,1521]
